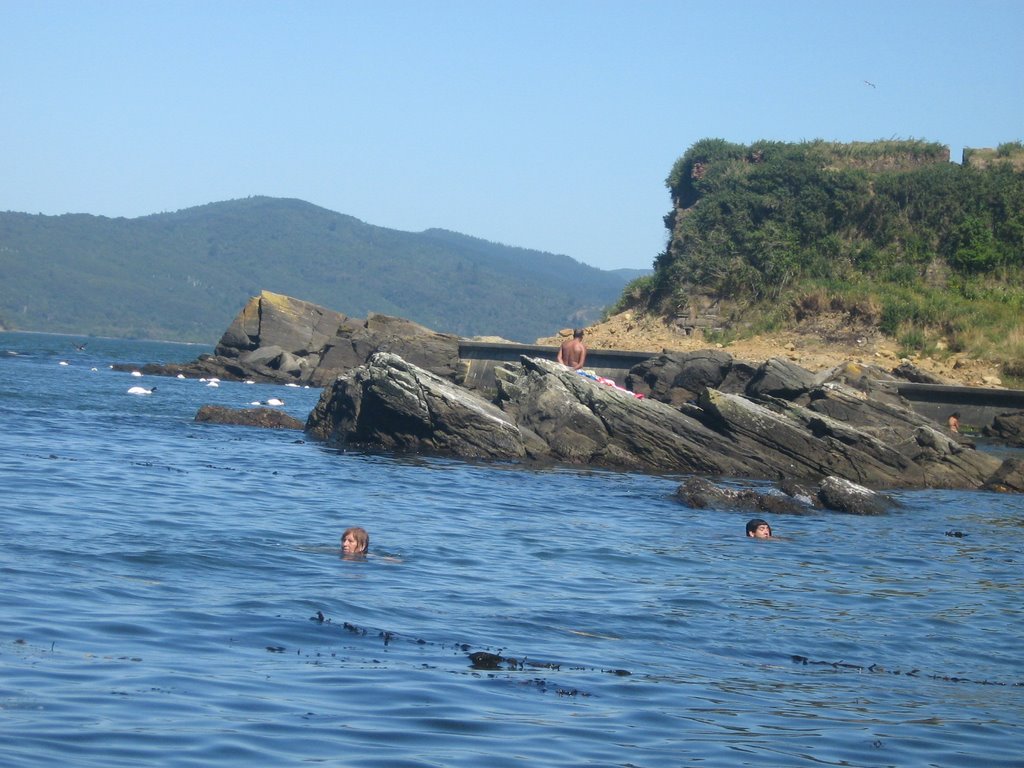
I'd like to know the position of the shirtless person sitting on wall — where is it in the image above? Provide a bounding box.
[557,328,587,370]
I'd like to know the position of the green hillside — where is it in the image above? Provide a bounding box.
[0,197,647,343]
[620,138,1024,375]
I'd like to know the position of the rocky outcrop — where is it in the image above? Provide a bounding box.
[982,410,1024,446]
[131,291,461,386]
[983,458,1024,492]
[305,353,535,458]
[626,349,737,405]
[746,356,820,400]
[625,352,930,415]
[195,404,305,430]
[815,476,893,515]
[121,292,1021,495]
[675,477,813,516]
[305,352,1014,492]
[674,475,895,516]
[890,360,950,384]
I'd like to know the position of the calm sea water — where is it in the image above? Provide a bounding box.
[1,331,1022,767]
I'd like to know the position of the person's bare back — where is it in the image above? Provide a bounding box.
[557,329,587,370]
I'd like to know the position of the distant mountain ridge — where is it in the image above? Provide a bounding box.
[0,196,648,343]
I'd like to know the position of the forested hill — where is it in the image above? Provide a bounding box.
[0,197,647,343]
[625,138,1024,371]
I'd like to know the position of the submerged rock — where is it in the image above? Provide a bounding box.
[674,475,894,516]
[675,477,812,515]
[195,404,304,430]
[815,476,893,515]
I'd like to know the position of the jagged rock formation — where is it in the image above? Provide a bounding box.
[625,349,742,405]
[122,291,1021,495]
[305,352,1014,492]
[983,458,1024,492]
[305,352,531,457]
[627,352,913,412]
[129,291,461,386]
[983,411,1024,446]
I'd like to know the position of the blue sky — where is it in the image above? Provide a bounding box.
[2,1,1022,270]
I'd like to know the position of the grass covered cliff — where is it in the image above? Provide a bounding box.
[616,138,1024,381]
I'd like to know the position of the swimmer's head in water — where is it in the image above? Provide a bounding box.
[341,526,369,555]
[746,519,772,539]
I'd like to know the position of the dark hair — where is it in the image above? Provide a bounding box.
[573,328,584,339]
[746,518,772,536]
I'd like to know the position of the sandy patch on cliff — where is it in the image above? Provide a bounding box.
[536,310,1006,388]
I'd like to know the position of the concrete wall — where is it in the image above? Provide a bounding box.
[896,383,1024,430]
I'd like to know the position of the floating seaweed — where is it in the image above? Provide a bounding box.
[791,654,1022,687]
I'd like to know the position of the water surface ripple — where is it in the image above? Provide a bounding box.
[1,332,1021,766]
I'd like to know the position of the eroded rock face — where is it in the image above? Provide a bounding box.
[625,352,914,413]
[983,458,1024,492]
[755,384,995,488]
[304,352,1015,492]
[983,411,1024,446]
[626,350,735,405]
[891,360,950,384]
[305,353,532,458]
[745,356,818,400]
[496,356,758,474]
[135,291,461,386]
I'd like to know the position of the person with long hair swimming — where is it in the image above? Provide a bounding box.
[340,526,369,557]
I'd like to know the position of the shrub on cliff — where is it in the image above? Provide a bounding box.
[630,138,1024,375]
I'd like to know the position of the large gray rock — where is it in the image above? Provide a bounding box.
[495,357,754,473]
[305,353,1015,491]
[136,291,461,386]
[745,356,818,400]
[675,477,812,516]
[628,353,900,411]
[983,410,1024,446]
[216,290,345,360]
[674,475,894,516]
[983,458,1024,492]
[815,476,893,515]
[753,387,998,488]
[693,387,923,486]
[808,361,908,409]
[321,313,462,387]
[305,352,535,458]
[799,382,978,452]
[626,350,734,406]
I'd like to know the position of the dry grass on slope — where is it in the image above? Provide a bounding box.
[536,310,1006,388]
